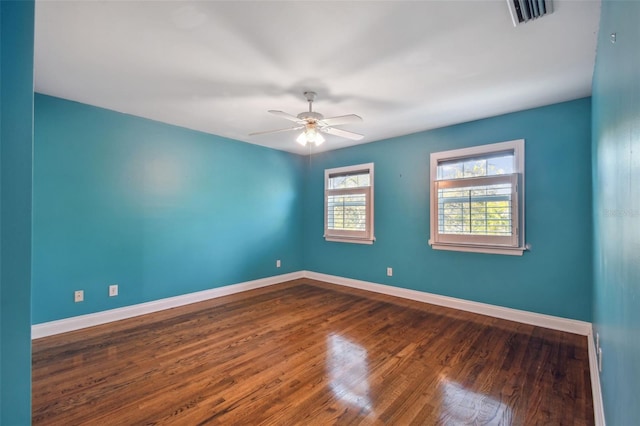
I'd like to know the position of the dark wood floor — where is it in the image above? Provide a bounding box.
[32,279,594,425]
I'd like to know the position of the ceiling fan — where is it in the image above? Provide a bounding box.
[249,91,363,146]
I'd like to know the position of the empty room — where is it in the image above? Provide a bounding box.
[1,0,638,424]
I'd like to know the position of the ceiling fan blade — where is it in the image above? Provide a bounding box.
[268,110,304,123]
[319,114,363,126]
[321,126,364,141]
[249,125,304,137]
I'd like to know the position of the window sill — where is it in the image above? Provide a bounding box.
[325,236,375,245]
[429,242,526,256]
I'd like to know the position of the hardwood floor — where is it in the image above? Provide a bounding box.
[32,279,594,425]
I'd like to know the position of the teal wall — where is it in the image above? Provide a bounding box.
[592,0,640,424]
[32,94,304,324]
[0,1,35,424]
[33,97,594,326]
[304,99,593,321]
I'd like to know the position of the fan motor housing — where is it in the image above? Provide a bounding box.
[297,111,324,121]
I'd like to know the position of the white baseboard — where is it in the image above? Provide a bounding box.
[588,329,606,426]
[34,269,592,338]
[31,271,304,339]
[302,271,592,336]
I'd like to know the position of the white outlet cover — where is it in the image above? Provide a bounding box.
[74,290,84,302]
[109,284,118,296]
[387,267,393,277]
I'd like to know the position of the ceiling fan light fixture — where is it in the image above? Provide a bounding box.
[296,128,325,146]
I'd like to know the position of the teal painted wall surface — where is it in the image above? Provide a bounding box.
[0,1,34,424]
[33,94,304,324]
[304,99,592,321]
[592,0,640,424]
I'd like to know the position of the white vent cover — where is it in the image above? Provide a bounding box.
[507,0,553,26]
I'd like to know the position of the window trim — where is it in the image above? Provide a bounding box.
[324,163,375,244]
[429,139,526,256]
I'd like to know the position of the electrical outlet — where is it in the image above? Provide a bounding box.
[74,290,84,303]
[276,259,281,268]
[596,332,600,350]
[387,267,393,277]
[109,284,118,297]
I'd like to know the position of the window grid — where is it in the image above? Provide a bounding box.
[437,181,513,237]
[327,193,367,231]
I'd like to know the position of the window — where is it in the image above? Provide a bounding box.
[324,163,375,244]
[429,140,525,255]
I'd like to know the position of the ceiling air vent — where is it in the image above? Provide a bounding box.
[507,0,553,26]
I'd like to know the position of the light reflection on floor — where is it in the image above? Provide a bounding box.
[326,333,373,413]
[439,376,512,425]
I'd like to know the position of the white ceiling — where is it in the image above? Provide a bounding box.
[34,0,601,155]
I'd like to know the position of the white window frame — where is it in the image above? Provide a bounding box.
[324,163,375,244]
[429,139,526,256]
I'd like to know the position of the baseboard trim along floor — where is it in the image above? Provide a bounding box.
[31,271,305,339]
[33,271,592,338]
[304,271,592,335]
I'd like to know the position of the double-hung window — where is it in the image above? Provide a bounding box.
[324,163,375,244]
[429,140,525,255]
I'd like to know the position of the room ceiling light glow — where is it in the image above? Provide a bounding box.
[296,124,325,146]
